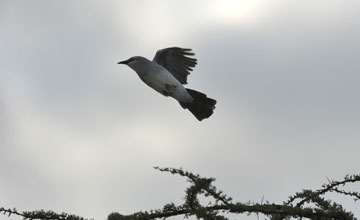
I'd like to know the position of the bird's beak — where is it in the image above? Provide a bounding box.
[117,59,129,65]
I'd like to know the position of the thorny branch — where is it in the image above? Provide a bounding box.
[0,207,89,220]
[1,168,359,220]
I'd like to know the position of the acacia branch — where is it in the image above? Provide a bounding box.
[1,168,359,220]
[0,207,90,220]
[286,174,360,207]
[109,168,359,220]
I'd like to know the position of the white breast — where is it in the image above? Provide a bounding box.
[140,64,193,103]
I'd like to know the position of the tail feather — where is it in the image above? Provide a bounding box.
[180,89,216,121]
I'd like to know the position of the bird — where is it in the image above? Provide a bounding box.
[117,47,216,121]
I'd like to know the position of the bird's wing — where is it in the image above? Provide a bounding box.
[153,47,197,84]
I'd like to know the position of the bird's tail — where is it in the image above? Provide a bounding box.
[180,89,217,121]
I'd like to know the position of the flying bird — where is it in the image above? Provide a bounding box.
[118,47,216,121]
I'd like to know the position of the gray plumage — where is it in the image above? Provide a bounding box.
[118,47,216,121]
[153,47,197,84]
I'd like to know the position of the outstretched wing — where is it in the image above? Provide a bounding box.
[153,47,197,84]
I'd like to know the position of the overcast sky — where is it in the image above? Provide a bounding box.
[1,1,360,220]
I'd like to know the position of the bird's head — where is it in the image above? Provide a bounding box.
[117,56,145,68]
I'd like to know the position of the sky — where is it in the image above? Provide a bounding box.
[1,1,360,219]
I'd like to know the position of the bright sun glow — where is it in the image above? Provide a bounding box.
[208,0,267,25]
